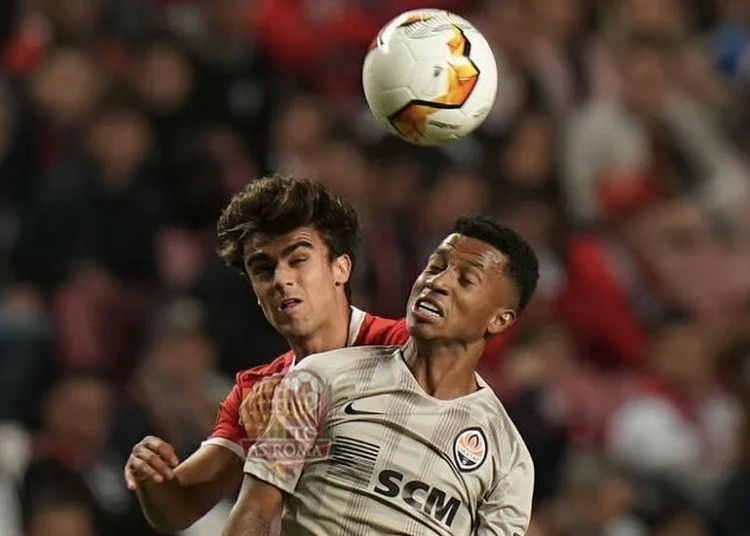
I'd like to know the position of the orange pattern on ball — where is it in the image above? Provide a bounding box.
[390,26,479,143]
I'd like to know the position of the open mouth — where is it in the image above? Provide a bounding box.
[280,298,302,312]
[414,297,444,318]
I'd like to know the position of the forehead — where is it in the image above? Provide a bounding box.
[242,226,326,259]
[432,234,507,271]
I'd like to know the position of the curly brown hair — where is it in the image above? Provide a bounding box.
[217,175,361,295]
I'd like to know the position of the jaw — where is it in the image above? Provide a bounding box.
[273,313,311,339]
[406,317,443,340]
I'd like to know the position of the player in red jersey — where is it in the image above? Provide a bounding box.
[123,175,408,532]
[211,306,408,454]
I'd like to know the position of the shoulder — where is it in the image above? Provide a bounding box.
[355,311,408,346]
[294,345,400,381]
[475,380,533,468]
[235,351,294,388]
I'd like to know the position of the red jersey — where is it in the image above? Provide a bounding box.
[203,307,408,458]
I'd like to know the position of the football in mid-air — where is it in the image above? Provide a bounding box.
[362,9,498,146]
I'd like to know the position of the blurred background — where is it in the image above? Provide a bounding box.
[1,0,750,535]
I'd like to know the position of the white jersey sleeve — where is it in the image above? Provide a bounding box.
[475,441,534,535]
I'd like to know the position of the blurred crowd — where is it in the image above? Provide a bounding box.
[1,0,750,535]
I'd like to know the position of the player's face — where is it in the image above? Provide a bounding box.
[243,226,352,340]
[406,234,517,343]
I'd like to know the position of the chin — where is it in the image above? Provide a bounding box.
[406,321,439,341]
[276,320,310,339]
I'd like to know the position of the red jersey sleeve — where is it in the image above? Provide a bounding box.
[203,382,246,459]
[202,352,295,459]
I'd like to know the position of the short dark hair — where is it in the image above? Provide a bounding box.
[217,175,361,296]
[451,214,539,312]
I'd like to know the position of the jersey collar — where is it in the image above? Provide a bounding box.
[288,306,367,370]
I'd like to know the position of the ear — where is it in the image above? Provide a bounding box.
[331,254,352,287]
[486,309,516,336]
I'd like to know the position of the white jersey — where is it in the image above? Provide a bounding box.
[244,343,534,535]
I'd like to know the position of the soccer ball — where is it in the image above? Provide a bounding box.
[362,10,498,147]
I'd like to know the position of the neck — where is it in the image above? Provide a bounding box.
[289,301,351,359]
[405,338,484,400]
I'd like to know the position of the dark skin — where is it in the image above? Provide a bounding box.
[406,233,518,398]
[222,233,521,535]
[124,226,353,532]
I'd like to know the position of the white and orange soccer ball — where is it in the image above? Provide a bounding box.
[362,9,498,146]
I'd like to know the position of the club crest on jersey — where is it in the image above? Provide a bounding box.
[452,428,487,472]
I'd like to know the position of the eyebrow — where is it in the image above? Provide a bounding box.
[429,249,444,261]
[464,258,485,272]
[433,247,485,272]
[245,240,315,266]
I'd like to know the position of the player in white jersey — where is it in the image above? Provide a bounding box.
[222,214,539,536]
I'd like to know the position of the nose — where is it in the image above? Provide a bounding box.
[272,264,295,290]
[424,270,450,296]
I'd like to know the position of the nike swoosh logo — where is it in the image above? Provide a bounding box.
[343,401,381,416]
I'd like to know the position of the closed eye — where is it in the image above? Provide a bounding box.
[459,275,478,287]
[425,263,446,274]
[249,263,273,278]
